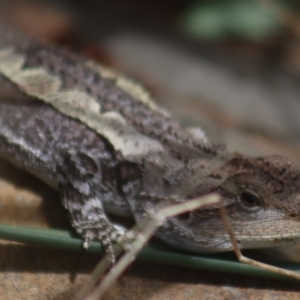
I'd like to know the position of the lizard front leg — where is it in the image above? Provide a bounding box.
[56,149,126,263]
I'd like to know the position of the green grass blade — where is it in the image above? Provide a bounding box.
[0,223,299,281]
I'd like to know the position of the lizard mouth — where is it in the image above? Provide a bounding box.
[235,217,300,250]
[155,213,300,254]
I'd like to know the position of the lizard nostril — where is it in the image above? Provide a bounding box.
[289,213,297,218]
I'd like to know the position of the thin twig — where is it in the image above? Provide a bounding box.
[77,194,221,300]
[219,200,300,281]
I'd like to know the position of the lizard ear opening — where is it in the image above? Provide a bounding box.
[177,212,190,222]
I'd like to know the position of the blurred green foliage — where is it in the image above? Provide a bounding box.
[181,0,297,41]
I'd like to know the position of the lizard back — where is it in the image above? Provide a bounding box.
[0,26,223,163]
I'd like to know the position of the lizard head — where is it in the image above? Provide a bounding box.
[152,155,300,254]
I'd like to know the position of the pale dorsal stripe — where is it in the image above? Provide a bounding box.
[0,48,164,160]
[85,61,170,117]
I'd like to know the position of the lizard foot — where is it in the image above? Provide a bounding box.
[82,225,137,264]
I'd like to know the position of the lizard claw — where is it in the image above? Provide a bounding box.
[83,231,93,249]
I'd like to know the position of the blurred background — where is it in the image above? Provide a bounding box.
[0,1,300,299]
[0,0,299,160]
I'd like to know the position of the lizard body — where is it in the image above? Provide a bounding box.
[0,26,300,255]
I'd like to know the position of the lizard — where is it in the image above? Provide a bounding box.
[0,25,300,264]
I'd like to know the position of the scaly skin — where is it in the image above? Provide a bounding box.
[0,25,299,257]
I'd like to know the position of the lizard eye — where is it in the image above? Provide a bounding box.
[237,189,262,213]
